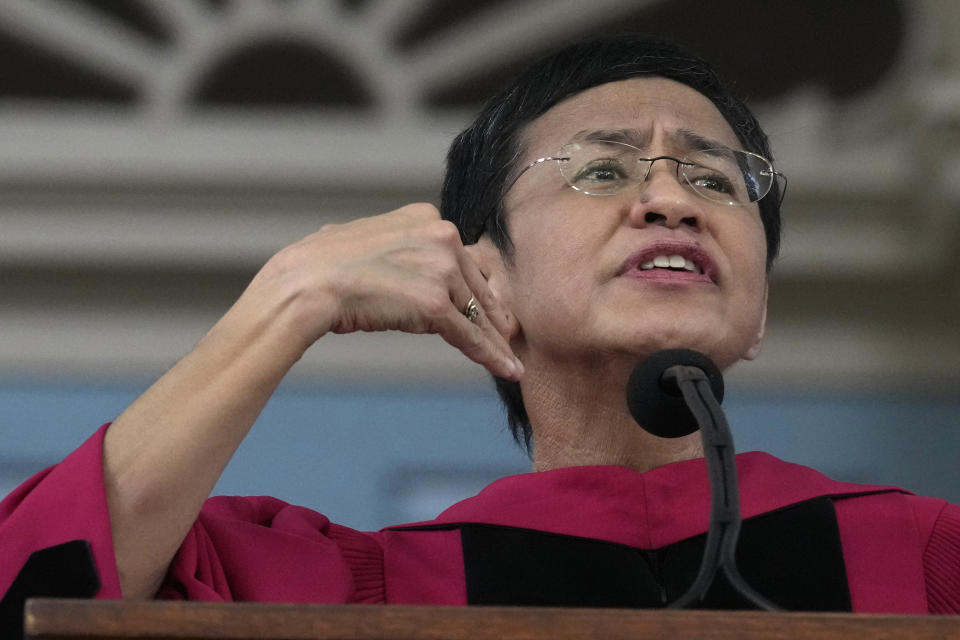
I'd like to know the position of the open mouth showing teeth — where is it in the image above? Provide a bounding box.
[638,254,703,274]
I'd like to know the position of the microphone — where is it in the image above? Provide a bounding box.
[626,349,778,610]
[626,349,724,438]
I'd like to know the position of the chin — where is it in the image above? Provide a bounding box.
[616,332,750,372]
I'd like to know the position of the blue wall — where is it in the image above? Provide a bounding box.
[1,381,958,531]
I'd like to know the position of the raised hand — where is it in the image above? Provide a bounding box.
[103,202,520,599]
[243,202,522,379]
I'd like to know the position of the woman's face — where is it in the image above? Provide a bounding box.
[497,77,769,373]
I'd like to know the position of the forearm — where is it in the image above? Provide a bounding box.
[98,203,520,599]
[103,284,314,599]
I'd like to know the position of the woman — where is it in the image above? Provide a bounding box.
[1,35,958,614]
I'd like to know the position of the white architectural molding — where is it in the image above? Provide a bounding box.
[0,0,956,388]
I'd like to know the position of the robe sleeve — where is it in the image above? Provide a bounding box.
[922,500,960,614]
[159,496,385,603]
[0,424,122,600]
[1,424,385,604]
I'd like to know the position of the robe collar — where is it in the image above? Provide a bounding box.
[396,452,906,549]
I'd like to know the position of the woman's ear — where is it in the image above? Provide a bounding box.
[464,237,521,340]
[743,284,768,361]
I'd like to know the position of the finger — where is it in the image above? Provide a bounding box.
[443,285,523,381]
[457,285,521,372]
[455,248,512,340]
[442,307,523,381]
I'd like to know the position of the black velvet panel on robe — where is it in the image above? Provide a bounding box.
[456,497,851,611]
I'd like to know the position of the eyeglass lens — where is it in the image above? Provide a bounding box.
[557,141,773,205]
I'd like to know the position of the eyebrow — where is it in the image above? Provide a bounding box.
[574,128,651,147]
[570,128,734,153]
[674,128,734,153]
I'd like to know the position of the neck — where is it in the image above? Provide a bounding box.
[522,360,704,474]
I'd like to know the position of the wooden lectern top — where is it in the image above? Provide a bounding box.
[22,598,960,640]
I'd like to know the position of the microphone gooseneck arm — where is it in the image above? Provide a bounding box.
[662,364,779,611]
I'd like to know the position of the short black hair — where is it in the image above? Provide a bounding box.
[440,33,782,454]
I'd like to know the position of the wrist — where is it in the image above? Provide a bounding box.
[209,269,338,366]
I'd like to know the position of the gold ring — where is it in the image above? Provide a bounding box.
[463,296,480,324]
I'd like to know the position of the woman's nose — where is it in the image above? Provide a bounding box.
[627,165,702,230]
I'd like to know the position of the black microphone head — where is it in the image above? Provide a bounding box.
[626,349,724,438]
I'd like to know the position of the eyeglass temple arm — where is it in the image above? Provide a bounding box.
[773,171,787,206]
[502,156,568,195]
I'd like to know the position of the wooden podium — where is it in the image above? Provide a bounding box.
[22,598,960,639]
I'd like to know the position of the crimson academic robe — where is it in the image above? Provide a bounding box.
[2,424,959,613]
